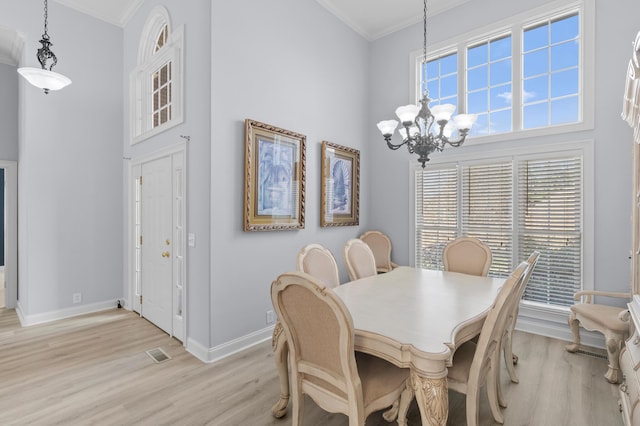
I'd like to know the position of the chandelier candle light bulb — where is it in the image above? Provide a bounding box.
[376,0,476,168]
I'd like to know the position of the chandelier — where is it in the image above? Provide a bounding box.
[376,0,476,168]
[17,0,71,94]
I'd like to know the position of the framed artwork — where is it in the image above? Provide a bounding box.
[244,119,306,231]
[321,141,359,227]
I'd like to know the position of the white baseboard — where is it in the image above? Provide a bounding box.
[186,325,275,363]
[16,299,120,327]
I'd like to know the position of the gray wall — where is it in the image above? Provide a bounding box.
[210,0,370,346]
[0,63,18,161]
[0,2,124,317]
[368,0,639,297]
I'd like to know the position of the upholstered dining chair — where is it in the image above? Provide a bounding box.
[403,261,528,426]
[273,243,341,418]
[271,271,412,426]
[296,243,340,288]
[359,230,398,273]
[343,239,378,281]
[566,289,631,383]
[442,236,493,276]
[502,251,540,384]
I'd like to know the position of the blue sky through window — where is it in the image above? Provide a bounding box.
[467,35,512,136]
[420,12,580,137]
[523,13,579,129]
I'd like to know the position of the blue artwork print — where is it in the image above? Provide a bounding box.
[257,139,294,216]
[330,157,351,215]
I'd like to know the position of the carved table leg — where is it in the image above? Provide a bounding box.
[411,371,448,426]
[565,311,581,353]
[271,321,290,418]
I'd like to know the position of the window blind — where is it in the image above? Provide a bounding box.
[518,156,582,307]
[414,152,584,309]
[461,162,513,277]
[415,166,458,269]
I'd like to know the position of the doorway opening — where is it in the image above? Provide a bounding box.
[1,168,4,308]
[0,161,17,310]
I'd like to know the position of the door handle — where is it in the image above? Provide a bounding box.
[161,251,171,258]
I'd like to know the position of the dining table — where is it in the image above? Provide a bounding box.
[270,265,506,425]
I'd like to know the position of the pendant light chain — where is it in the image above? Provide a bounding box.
[43,0,49,37]
[422,0,428,88]
[423,0,427,64]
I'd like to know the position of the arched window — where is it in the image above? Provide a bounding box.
[130,6,184,144]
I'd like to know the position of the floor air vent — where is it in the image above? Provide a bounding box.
[146,347,171,364]
[575,348,608,360]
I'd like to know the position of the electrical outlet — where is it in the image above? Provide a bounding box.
[266,310,275,324]
[72,293,82,304]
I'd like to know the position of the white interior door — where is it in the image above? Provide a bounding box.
[140,156,173,334]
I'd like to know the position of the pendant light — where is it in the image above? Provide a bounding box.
[17,0,72,94]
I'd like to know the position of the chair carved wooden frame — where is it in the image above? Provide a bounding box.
[359,230,398,273]
[566,290,631,384]
[343,238,377,281]
[271,243,341,418]
[502,251,540,384]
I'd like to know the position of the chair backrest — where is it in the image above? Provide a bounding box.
[270,271,362,408]
[506,251,540,328]
[343,239,377,281]
[296,244,340,288]
[516,251,540,303]
[360,230,393,273]
[443,237,493,276]
[468,261,529,387]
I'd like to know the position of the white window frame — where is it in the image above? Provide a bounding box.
[130,6,184,145]
[409,138,594,324]
[409,0,594,145]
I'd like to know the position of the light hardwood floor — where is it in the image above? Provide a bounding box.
[0,308,623,425]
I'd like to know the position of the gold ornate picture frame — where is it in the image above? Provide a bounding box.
[244,119,306,231]
[321,141,359,227]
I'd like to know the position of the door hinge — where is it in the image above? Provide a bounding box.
[139,175,143,185]
[139,295,142,304]
[140,235,143,245]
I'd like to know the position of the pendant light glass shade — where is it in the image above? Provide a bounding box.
[17,67,71,94]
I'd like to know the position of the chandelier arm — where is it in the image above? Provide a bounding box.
[384,136,408,151]
[442,132,469,148]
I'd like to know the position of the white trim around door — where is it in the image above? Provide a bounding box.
[127,144,187,343]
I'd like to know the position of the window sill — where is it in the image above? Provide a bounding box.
[465,119,594,147]
[130,116,184,146]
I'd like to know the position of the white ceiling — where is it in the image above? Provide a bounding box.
[1,0,467,66]
[57,0,471,39]
[316,0,471,41]
[53,0,144,27]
